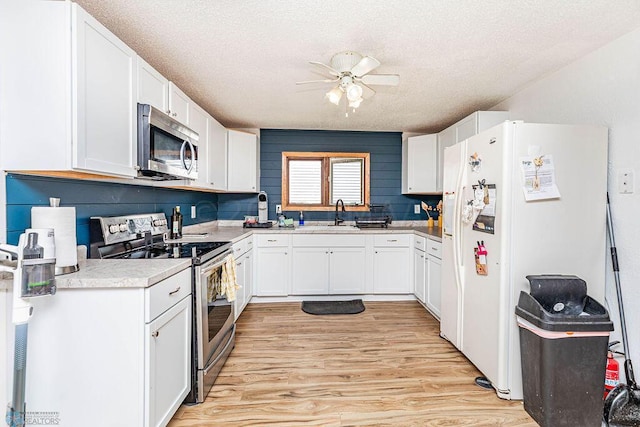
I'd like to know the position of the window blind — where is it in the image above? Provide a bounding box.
[331,159,363,204]
[289,160,322,204]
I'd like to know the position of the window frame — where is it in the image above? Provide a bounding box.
[281,151,370,212]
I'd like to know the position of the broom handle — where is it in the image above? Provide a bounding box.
[606,194,635,386]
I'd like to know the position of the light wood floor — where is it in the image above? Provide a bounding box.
[169,301,536,426]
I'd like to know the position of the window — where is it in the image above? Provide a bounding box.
[282,152,370,211]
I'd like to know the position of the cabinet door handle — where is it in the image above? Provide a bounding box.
[168,286,181,296]
[152,331,159,338]
[387,239,398,242]
[236,262,242,266]
[267,239,277,242]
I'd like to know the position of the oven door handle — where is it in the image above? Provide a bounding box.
[203,323,236,376]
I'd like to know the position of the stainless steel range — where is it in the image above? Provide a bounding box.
[89,213,235,404]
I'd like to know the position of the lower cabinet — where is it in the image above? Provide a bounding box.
[426,238,442,319]
[254,234,290,296]
[23,268,192,427]
[426,251,442,319]
[291,246,366,295]
[373,235,412,294]
[414,246,426,303]
[145,296,192,427]
[234,246,253,320]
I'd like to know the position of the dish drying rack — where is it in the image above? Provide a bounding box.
[355,215,392,229]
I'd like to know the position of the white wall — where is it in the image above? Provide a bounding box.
[493,28,640,365]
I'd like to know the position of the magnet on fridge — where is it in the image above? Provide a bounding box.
[469,152,482,172]
[475,241,488,276]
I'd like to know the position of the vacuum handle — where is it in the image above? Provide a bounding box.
[625,359,637,389]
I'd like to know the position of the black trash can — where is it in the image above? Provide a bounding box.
[515,275,613,427]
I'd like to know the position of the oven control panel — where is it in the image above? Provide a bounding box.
[91,213,169,245]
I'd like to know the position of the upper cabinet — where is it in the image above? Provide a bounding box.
[188,103,209,188]
[227,130,259,193]
[435,111,509,191]
[137,57,169,113]
[207,117,228,191]
[168,83,191,125]
[1,2,137,178]
[401,111,508,194]
[402,134,438,194]
[136,59,193,127]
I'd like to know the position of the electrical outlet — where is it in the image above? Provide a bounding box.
[191,205,197,219]
[414,204,420,214]
[618,169,634,194]
[276,204,282,214]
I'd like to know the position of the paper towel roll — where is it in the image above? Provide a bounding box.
[32,206,78,272]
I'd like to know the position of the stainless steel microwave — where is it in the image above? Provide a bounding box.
[137,103,198,180]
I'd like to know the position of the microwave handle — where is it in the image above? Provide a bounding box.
[180,140,195,173]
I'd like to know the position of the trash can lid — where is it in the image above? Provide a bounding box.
[515,291,613,332]
[526,274,587,316]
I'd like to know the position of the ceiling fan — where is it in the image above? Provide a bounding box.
[297,51,400,111]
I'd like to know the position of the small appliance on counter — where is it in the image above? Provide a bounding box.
[258,191,268,223]
[0,228,57,427]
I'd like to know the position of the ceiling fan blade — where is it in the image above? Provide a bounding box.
[359,74,400,86]
[309,61,340,77]
[296,78,339,85]
[350,56,380,77]
[360,83,376,99]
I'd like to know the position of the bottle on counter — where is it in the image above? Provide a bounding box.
[299,211,304,226]
[171,206,183,239]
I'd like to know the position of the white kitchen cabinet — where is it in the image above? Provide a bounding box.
[207,116,229,190]
[255,234,290,296]
[22,268,191,427]
[136,57,194,127]
[227,130,259,193]
[291,234,366,295]
[168,82,191,125]
[291,240,366,295]
[413,235,427,304]
[233,236,254,319]
[436,111,509,191]
[292,247,331,295]
[372,235,412,294]
[1,2,137,177]
[329,247,367,294]
[137,56,169,112]
[188,103,209,187]
[425,238,442,319]
[145,295,191,427]
[401,134,438,194]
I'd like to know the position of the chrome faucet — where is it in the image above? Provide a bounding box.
[334,199,345,225]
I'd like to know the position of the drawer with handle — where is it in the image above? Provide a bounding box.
[145,268,191,322]
[255,234,290,247]
[373,234,412,247]
[427,239,442,259]
[414,235,427,251]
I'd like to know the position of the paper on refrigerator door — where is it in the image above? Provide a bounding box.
[520,154,561,201]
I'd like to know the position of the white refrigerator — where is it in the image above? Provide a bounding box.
[440,121,608,400]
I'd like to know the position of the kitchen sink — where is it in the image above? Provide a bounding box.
[294,225,360,232]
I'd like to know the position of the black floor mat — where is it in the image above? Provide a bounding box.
[301,299,365,315]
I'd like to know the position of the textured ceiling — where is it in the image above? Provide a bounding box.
[75,0,640,133]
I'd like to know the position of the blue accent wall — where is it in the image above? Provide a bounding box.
[218,129,441,222]
[5,174,218,247]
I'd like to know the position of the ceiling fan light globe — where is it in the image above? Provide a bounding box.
[349,97,363,109]
[326,86,343,105]
[346,83,363,102]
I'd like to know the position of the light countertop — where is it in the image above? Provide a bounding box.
[0,223,441,292]
[0,258,191,291]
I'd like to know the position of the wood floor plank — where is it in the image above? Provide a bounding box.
[169,301,536,426]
